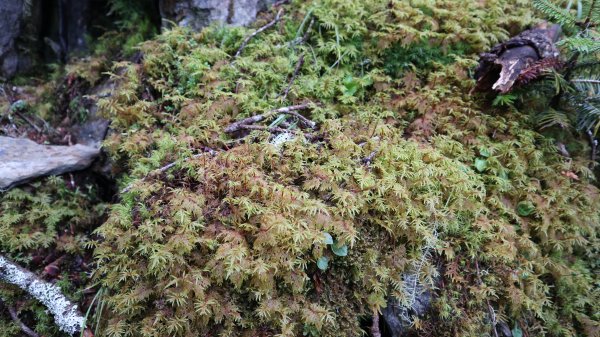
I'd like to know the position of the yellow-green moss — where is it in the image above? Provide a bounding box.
[87,0,599,336]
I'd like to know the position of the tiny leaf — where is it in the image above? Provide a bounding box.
[331,242,348,256]
[512,325,523,337]
[323,232,334,245]
[479,147,491,158]
[516,201,535,216]
[474,158,488,172]
[317,256,329,270]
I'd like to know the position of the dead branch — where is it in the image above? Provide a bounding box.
[121,148,218,194]
[282,54,305,101]
[362,149,379,165]
[0,298,40,337]
[371,312,381,337]
[13,110,42,133]
[0,255,84,335]
[300,19,315,45]
[224,103,316,133]
[238,124,315,140]
[233,9,283,61]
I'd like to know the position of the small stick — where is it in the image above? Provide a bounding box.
[362,149,379,166]
[14,111,42,133]
[121,148,218,194]
[300,19,315,45]
[0,298,40,337]
[571,79,600,84]
[281,54,305,101]
[238,124,315,140]
[371,311,381,337]
[225,103,315,133]
[587,130,597,164]
[232,9,283,60]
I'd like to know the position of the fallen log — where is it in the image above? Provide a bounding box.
[0,255,85,335]
[474,22,563,93]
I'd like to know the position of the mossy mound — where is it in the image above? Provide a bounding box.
[5,0,593,336]
[0,176,107,337]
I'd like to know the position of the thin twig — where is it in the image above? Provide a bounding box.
[371,311,381,337]
[232,9,283,61]
[281,54,305,101]
[238,124,315,139]
[121,148,218,194]
[272,0,290,6]
[0,298,40,337]
[571,79,600,84]
[14,110,42,133]
[225,103,315,133]
[587,130,597,164]
[300,19,315,45]
[475,260,499,337]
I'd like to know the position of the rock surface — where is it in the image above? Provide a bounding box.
[0,136,100,190]
[0,0,24,78]
[159,0,278,31]
[381,288,433,337]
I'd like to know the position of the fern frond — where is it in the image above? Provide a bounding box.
[536,108,573,129]
[533,0,577,29]
[574,97,600,133]
[557,36,600,54]
[572,78,600,95]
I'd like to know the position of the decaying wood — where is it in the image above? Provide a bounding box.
[237,124,316,140]
[224,103,316,133]
[0,255,84,335]
[474,23,562,93]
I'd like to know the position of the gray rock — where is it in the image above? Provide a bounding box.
[0,136,100,190]
[0,0,24,78]
[159,0,278,31]
[381,288,433,337]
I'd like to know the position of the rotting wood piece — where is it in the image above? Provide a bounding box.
[474,22,562,93]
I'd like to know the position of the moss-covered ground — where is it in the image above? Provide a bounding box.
[0,0,598,336]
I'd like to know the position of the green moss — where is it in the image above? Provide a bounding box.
[0,177,107,337]
[2,0,598,336]
[382,40,470,78]
[88,0,599,336]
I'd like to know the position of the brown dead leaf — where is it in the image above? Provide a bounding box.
[561,171,579,181]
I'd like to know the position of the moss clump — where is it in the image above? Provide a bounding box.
[89,0,598,336]
[0,176,107,337]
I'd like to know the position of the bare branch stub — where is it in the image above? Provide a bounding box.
[474,23,562,93]
[238,124,316,140]
[224,103,316,133]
